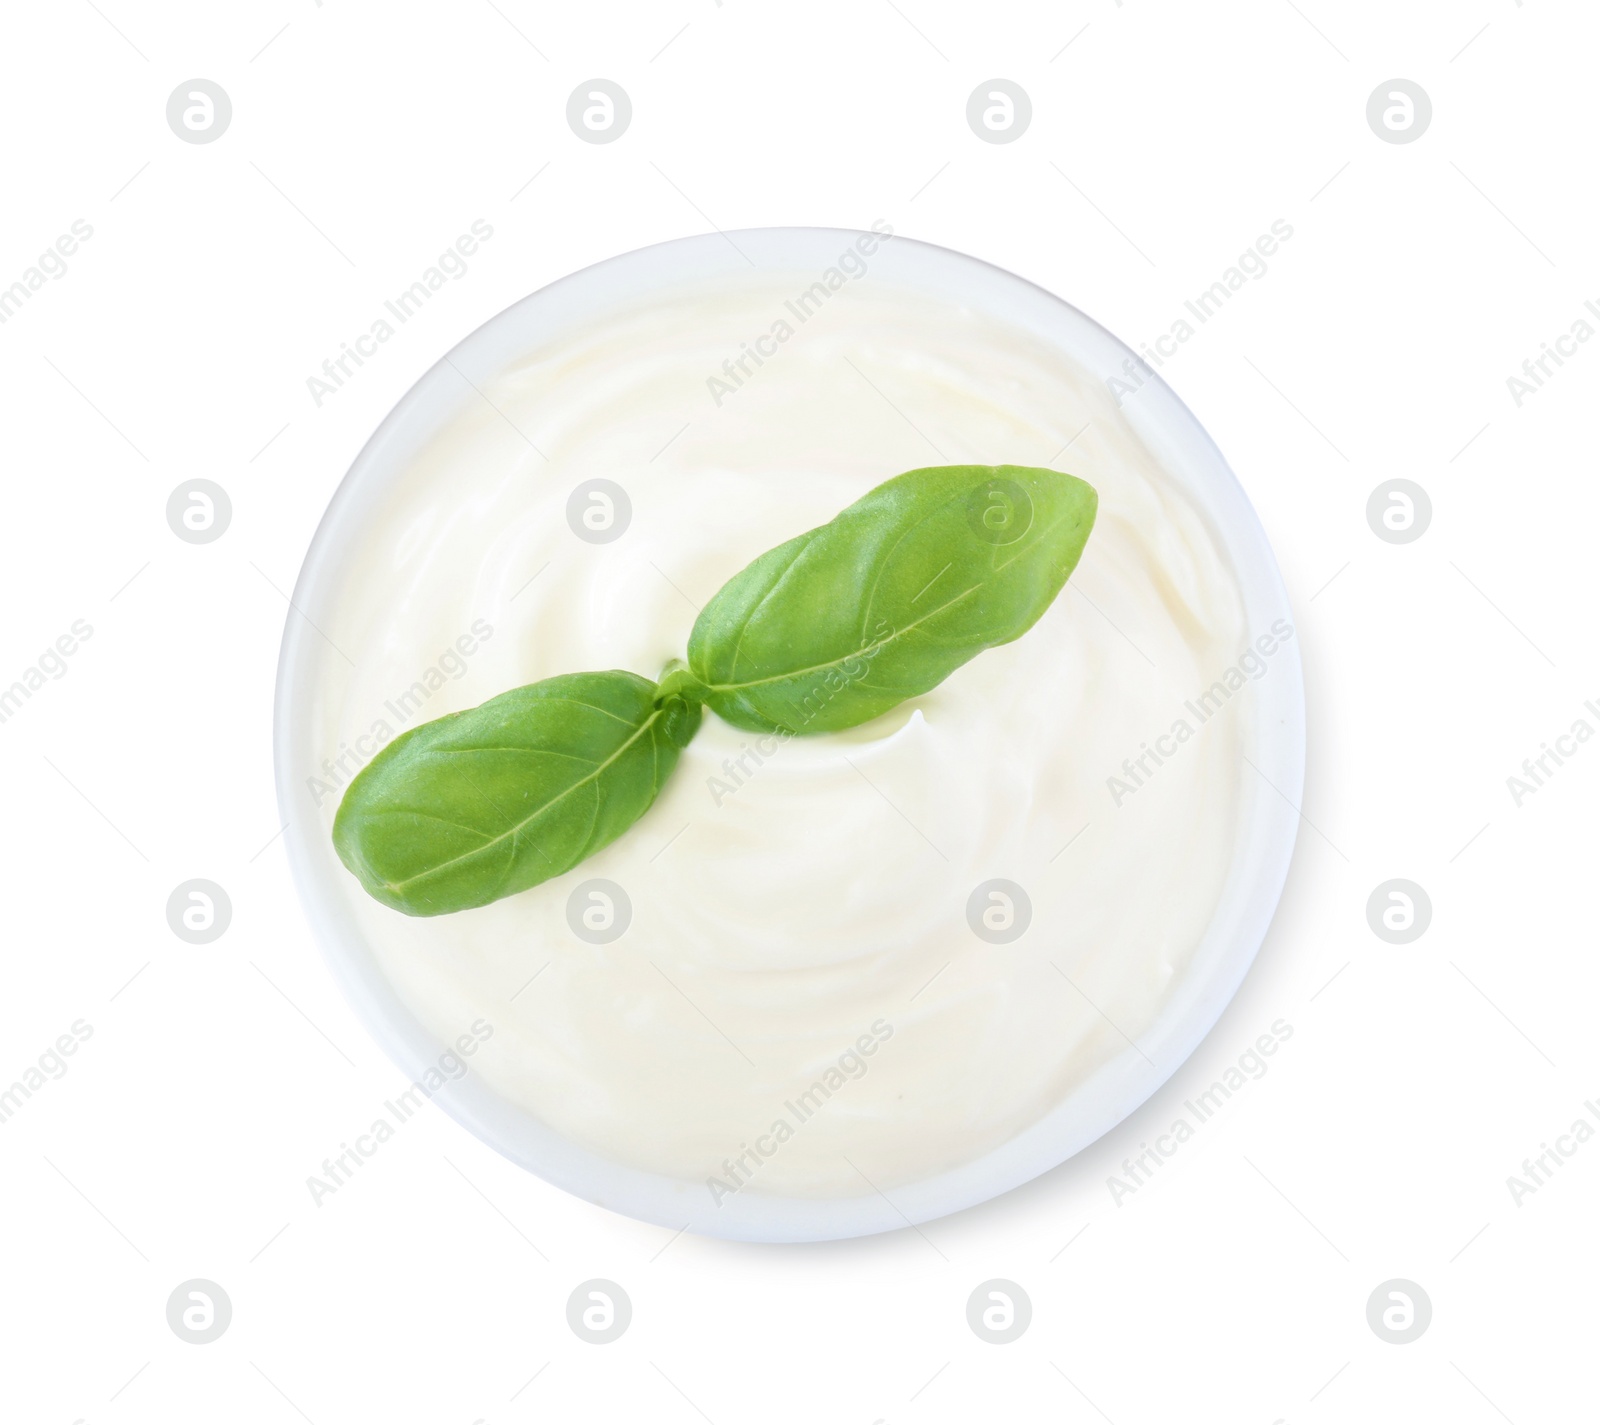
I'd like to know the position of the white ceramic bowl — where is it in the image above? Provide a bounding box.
[273,228,1304,1242]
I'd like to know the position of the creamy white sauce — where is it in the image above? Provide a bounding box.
[313,268,1251,1198]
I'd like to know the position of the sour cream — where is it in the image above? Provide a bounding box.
[312,265,1252,1199]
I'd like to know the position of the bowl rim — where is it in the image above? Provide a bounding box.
[272,225,1305,1243]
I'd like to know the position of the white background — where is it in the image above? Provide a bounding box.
[2,1,1596,1421]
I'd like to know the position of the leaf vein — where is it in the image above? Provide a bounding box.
[388,708,662,893]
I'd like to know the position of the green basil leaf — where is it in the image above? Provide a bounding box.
[685,464,1097,733]
[333,671,700,917]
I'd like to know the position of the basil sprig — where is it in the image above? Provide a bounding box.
[334,464,1096,916]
